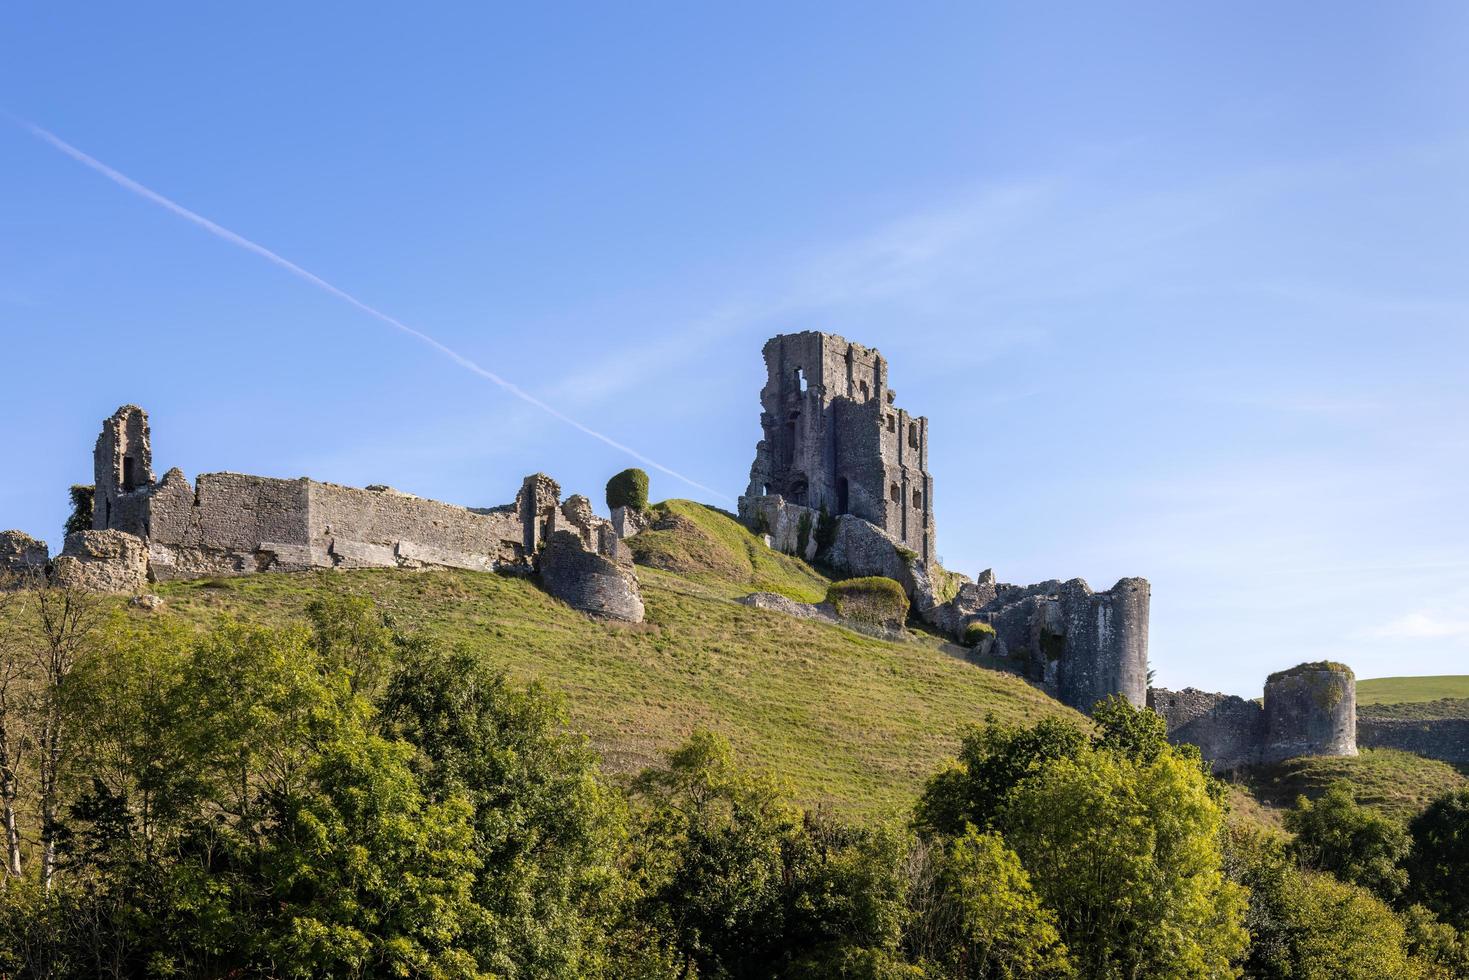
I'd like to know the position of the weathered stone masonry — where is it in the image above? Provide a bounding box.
[6,405,644,621]
[740,332,935,562]
[1149,662,1358,771]
[738,331,1151,713]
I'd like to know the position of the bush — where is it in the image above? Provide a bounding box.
[606,468,650,511]
[962,621,996,649]
[825,577,909,628]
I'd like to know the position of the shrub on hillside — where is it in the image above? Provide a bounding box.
[962,621,996,649]
[606,468,650,511]
[825,577,909,628]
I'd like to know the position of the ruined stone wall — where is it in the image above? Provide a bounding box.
[1262,664,1357,762]
[1357,719,1469,765]
[145,469,315,579]
[308,481,523,572]
[0,531,49,582]
[1148,687,1266,771]
[1152,665,1359,769]
[538,530,644,622]
[959,576,1149,713]
[93,405,154,535]
[51,530,149,593]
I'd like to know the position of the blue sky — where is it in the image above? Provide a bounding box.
[2,3,1466,695]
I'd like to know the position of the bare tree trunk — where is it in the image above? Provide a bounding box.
[0,579,31,881]
[30,581,102,891]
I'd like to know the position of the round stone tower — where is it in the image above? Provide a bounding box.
[1262,662,1357,763]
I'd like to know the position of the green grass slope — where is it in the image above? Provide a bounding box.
[1233,749,1468,824]
[626,499,830,601]
[1357,675,1469,705]
[121,509,1078,819]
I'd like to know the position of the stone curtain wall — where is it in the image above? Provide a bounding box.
[308,482,524,572]
[1148,688,1266,771]
[1151,666,1358,771]
[0,531,49,580]
[1357,719,1469,765]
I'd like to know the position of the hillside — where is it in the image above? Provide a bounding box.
[110,501,1080,819]
[1232,748,1468,823]
[1357,674,1469,705]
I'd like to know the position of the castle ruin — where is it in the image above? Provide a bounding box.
[0,334,1373,771]
[2,405,644,622]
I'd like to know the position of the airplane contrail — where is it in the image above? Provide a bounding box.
[9,114,732,502]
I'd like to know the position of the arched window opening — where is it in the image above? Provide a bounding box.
[889,483,901,504]
[858,380,869,400]
[908,423,919,448]
[913,490,924,510]
[886,414,896,433]
[836,477,850,515]
[789,476,809,507]
[795,367,808,393]
[122,456,136,493]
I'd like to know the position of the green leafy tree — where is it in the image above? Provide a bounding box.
[999,747,1247,979]
[606,468,651,511]
[1285,782,1410,901]
[1406,787,1469,929]
[305,586,396,697]
[935,827,1072,978]
[630,729,798,978]
[380,639,628,978]
[1402,903,1469,980]
[780,811,913,975]
[914,716,1087,836]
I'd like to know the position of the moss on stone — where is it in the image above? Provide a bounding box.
[1266,661,1355,685]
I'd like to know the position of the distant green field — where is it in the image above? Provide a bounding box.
[1356,675,1469,705]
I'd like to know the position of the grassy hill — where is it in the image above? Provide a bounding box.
[1357,675,1469,705]
[109,501,1080,820]
[1232,748,1468,824]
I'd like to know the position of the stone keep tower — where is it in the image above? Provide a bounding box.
[93,405,155,535]
[741,332,935,561]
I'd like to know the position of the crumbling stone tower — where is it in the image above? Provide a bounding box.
[741,332,934,562]
[93,405,154,535]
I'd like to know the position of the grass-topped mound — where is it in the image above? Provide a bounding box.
[1266,661,1354,684]
[1233,748,1468,824]
[77,565,1082,820]
[825,576,909,628]
[1357,675,1469,706]
[626,499,829,601]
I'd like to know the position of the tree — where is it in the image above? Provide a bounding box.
[913,716,1087,836]
[630,729,797,978]
[26,581,105,889]
[305,586,396,698]
[380,639,628,978]
[0,585,30,879]
[932,827,1072,978]
[998,747,1247,979]
[1406,787,1469,930]
[64,485,94,538]
[606,468,650,512]
[1285,782,1410,901]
